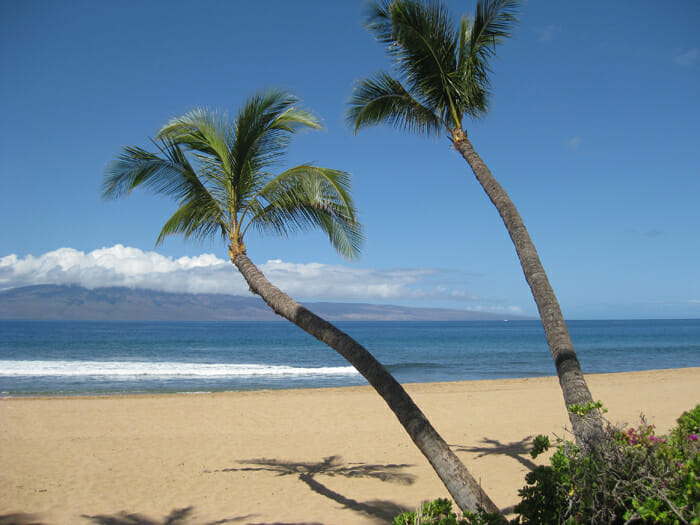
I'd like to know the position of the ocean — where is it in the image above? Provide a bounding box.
[1,319,699,397]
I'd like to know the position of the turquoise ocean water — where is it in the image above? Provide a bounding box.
[1,319,698,396]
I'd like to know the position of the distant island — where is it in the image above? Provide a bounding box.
[0,285,531,322]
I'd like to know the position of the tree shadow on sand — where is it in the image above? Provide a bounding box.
[452,435,541,515]
[452,435,539,472]
[83,507,253,525]
[0,514,46,525]
[209,455,415,522]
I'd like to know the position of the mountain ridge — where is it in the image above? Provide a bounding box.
[0,284,531,321]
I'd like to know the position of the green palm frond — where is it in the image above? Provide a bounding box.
[456,0,519,114]
[233,89,322,171]
[102,145,167,199]
[469,0,520,61]
[104,139,228,246]
[350,0,520,132]
[369,0,459,122]
[258,88,322,133]
[104,88,363,261]
[156,198,227,246]
[230,90,322,203]
[454,15,488,118]
[347,71,443,135]
[156,109,236,211]
[103,140,208,203]
[243,165,363,261]
[157,108,234,174]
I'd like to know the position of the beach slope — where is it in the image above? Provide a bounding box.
[1,368,699,524]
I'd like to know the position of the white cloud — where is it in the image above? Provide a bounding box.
[674,48,699,66]
[566,136,582,151]
[0,245,235,296]
[0,245,486,304]
[534,25,561,43]
[470,304,524,315]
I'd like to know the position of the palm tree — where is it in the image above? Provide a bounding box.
[102,89,502,515]
[347,0,602,444]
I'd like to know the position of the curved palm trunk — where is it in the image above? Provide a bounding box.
[451,130,603,445]
[232,252,503,517]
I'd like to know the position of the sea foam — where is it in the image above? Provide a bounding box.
[0,360,359,378]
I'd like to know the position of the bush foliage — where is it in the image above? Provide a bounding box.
[392,497,503,525]
[394,404,700,525]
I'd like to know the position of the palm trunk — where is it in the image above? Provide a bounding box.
[232,252,503,517]
[451,130,603,445]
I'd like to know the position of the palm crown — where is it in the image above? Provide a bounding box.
[347,0,519,135]
[103,89,362,261]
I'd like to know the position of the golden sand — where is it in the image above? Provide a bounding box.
[1,368,698,524]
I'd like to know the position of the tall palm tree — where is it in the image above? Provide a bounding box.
[347,0,602,444]
[102,89,502,515]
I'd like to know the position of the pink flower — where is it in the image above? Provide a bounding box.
[690,433,698,441]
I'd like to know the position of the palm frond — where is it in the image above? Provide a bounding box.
[155,198,227,246]
[233,89,321,172]
[103,141,200,202]
[355,0,520,130]
[156,108,233,176]
[347,72,443,135]
[261,88,322,133]
[103,139,228,245]
[457,0,520,106]
[365,0,460,124]
[243,165,363,260]
[104,89,359,260]
[364,0,394,44]
[231,90,323,207]
[470,0,520,59]
[102,145,168,199]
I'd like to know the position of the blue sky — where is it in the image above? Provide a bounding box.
[1,1,698,320]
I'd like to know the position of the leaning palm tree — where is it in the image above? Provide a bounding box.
[102,89,502,515]
[347,0,602,444]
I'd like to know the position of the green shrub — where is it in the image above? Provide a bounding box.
[514,404,700,524]
[392,498,504,525]
[672,403,700,445]
[395,405,700,525]
[392,498,461,525]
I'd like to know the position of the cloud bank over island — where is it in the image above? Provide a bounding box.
[0,245,514,311]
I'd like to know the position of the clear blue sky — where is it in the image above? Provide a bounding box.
[1,1,698,319]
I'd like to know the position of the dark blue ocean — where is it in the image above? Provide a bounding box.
[1,319,699,396]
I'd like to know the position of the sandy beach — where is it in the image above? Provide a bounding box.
[1,367,699,525]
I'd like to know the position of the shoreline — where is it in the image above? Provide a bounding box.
[3,365,700,400]
[2,368,699,524]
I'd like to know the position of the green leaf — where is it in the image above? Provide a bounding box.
[350,0,521,133]
[104,89,363,260]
